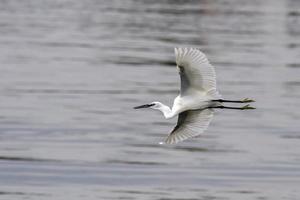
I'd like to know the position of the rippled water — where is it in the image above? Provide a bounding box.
[1,0,300,199]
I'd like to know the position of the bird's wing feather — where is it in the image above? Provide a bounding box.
[175,47,221,98]
[164,109,214,144]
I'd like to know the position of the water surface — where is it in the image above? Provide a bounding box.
[0,0,300,199]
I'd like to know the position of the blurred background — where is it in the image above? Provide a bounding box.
[0,0,300,199]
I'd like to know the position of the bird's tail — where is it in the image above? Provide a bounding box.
[207,89,222,99]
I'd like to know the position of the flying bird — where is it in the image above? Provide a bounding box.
[134,47,255,144]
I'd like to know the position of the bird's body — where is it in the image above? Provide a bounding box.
[134,47,255,144]
[164,95,217,119]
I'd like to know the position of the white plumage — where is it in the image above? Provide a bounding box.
[175,47,220,99]
[134,47,255,144]
[165,108,214,144]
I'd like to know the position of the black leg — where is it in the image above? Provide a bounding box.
[212,98,255,103]
[209,104,255,110]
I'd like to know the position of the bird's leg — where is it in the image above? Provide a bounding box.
[209,104,255,110]
[212,98,255,103]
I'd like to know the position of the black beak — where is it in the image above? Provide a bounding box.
[134,103,154,109]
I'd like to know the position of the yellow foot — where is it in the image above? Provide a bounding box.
[242,104,256,110]
[242,98,255,103]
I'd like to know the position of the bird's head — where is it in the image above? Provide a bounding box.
[134,101,163,110]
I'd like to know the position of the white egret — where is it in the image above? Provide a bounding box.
[134,47,255,144]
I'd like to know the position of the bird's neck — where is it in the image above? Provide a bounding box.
[157,104,175,119]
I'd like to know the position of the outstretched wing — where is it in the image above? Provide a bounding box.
[164,109,214,144]
[175,47,221,98]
